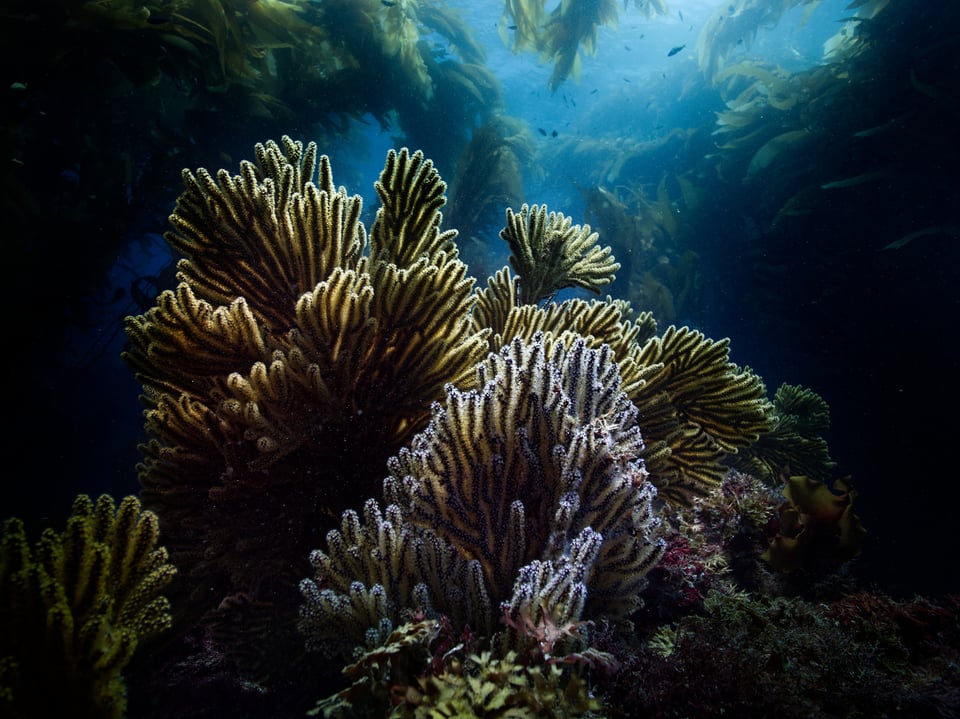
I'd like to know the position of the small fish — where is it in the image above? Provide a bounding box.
[625,45,631,51]
[381,0,396,6]
[59,167,81,185]
[551,130,558,137]
[508,24,517,30]
[537,127,547,136]
[623,77,631,83]
[570,98,576,107]
[667,44,686,57]
[590,88,598,94]
[678,10,683,21]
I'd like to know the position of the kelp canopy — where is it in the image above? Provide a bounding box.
[499,0,670,90]
[695,0,826,81]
